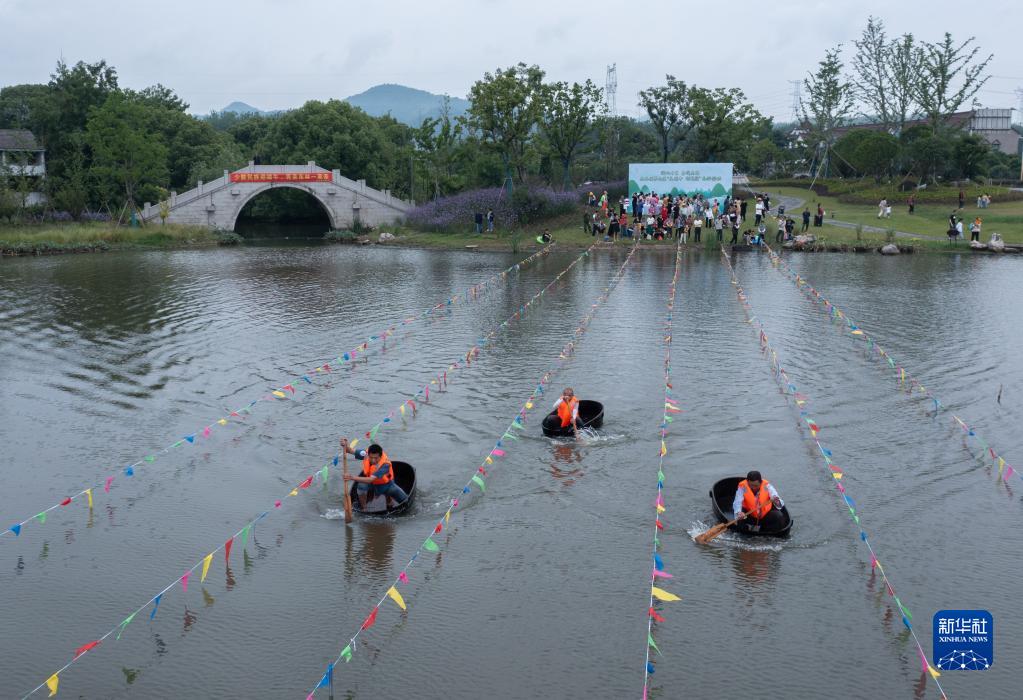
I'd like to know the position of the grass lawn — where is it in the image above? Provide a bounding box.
[759,185,1023,244]
[0,222,220,254]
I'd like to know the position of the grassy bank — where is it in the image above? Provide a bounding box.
[752,183,1023,244]
[0,222,223,255]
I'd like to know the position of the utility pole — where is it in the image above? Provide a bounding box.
[605,64,618,181]
[1017,88,1023,182]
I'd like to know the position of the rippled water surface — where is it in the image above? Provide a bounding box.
[1,244,1020,699]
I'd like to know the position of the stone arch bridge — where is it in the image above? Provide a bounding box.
[141,162,412,231]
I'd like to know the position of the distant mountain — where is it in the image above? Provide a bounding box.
[221,101,266,115]
[344,84,470,125]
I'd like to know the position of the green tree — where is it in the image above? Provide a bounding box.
[86,93,168,212]
[537,79,604,189]
[901,126,951,182]
[638,75,691,162]
[951,133,990,180]
[686,87,768,165]
[851,17,894,127]
[801,47,855,147]
[49,133,90,219]
[888,33,922,133]
[914,33,992,131]
[465,63,545,192]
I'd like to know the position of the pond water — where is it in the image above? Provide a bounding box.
[0,244,1019,699]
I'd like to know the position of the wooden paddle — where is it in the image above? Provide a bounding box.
[695,516,742,544]
[342,443,353,524]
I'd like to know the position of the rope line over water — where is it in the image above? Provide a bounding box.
[20,244,603,699]
[763,242,1023,491]
[642,240,684,699]
[3,246,555,542]
[304,243,640,698]
[721,246,949,700]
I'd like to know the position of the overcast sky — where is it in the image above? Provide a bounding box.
[2,0,1020,121]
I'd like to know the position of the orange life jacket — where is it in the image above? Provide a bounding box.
[738,479,773,519]
[362,451,394,485]
[557,397,579,428]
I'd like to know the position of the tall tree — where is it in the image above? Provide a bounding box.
[686,87,768,165]
[638,75,690,162]
[85,93,168,211]
[465,63,545,192]
[537,79,605,190]
[914,32,992,130]
[851,17,893,127]
[888,34,922,133]
[802,46,856,154]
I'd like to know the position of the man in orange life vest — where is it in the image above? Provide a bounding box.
[340,438,408,509]
[552,387,580,438]
[732,469,785,532]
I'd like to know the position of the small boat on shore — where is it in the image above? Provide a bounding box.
[709,476,793,537]
[541,400,604,437]
[349,461,417,516]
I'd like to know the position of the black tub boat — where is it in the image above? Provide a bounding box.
[349,461,416,516]
[541,400,604,437]
[709,476,793,537]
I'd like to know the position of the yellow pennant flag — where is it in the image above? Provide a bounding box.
[485,457,493,465]
[46,673,59,697]
[656,504,666,514]
[928,664,941,680]
[386,585,407,611]
[400,404,406,416]
[660,441,667,457]
[525,401,533,409]
[651,586,681,602]
[272,390,286,398]
[201,553,213,583]
[289,488,298,497]
[218,418,228,426]
[998,457,1005,474]
[444,508,451,523]
[350,439,359,449]
[86,488,93,509]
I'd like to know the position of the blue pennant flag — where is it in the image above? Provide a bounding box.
[10,524,21,536]
[185,435,195,444]
[653,554,664,571]
[332,456,339,467]
[125,466,134,476]
[150,594,162,620]
[316,663,334,689]
[647,662,655,674]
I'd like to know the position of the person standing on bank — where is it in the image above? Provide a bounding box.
[487,209,495,232]
[801,207,811,232]
[474,210,484,234]
[733,470,785,531]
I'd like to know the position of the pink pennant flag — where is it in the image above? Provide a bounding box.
[653,569,673,579]
[203,426,211,439]
[181,571,190,592]
[917,645,928,673]
[274,500,282,508]
[284,384,295,394]
[399,571,408,584]
[452,498,459,507]
[1004,466,1015,481]
[493,449,506,457]
[104,476,114,493]
[870,555,878,569]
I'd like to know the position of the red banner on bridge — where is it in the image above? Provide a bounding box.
[229,172,332,183]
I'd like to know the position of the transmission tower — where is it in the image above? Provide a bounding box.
[1016,87,1023,117]
[605,64,619,180]
[788,80,802,123]
[605,63,618,118]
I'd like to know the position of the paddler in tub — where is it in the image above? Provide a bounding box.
[536,228,553,244]
[552,387,580,438]
[341,438,408,509]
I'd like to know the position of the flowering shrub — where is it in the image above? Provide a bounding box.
[406,186,578,232]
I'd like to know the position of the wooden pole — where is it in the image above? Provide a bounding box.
[342,446,353,524]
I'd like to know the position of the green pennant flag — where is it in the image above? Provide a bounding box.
[648,634,661,655]
[657,470,665,482]
[240,524,250,550]
[144,455,155,463]
[320,465,329,485]
[471,475,486,492]
[369,426,379,440]
[117,612,137,640]
[341,645,352,662]
[172,440,183,448]
[895,598,912,620]
[423,538,439,552]
[35,512,46,524]
[510,421,525,431]
[503,432,518,441]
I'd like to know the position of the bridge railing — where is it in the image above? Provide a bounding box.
[141,172,231,221]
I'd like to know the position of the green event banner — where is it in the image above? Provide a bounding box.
[628,163,733,206]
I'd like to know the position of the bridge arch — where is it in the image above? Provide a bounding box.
[229,183,337,232]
